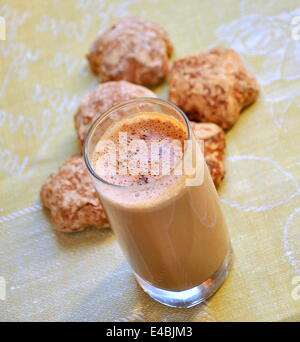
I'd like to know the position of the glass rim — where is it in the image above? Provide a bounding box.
[83,97,192,189]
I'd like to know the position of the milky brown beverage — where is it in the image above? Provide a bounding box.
[91,112,230,292]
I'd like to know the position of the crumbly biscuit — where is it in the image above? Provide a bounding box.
[74,81,157,148]
[40,155,109,232]
[190,122,226,187]
[87,17,173,86]
[169,47,259,129]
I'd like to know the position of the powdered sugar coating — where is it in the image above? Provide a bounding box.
[40,155,109,232]
[87,17,173,86]
[191,122,226,187]
[74,81,157,148]
[169,47,259,129]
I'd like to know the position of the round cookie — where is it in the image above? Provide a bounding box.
[74,81,157,148]
[169,47,259,129]
[40,155,109,232]
[190,122,226,187]
[87,17,173,86]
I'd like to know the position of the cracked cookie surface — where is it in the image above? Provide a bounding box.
[40,155,109,232]
[169,47,259,129]
[87,17,173,86]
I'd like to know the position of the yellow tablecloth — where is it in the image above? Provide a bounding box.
[1,0,300,322]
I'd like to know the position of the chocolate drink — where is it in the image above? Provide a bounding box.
[91,112,230,292]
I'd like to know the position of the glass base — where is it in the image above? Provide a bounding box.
[135,248,233,308]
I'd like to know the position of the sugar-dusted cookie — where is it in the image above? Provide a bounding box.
[190,122,226,187]
[169,47,259,129]
[87,17,173,86]
[74,81,157,148]
[40,155,109,232]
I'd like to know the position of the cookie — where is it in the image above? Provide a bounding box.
[169,47,259,129]
[40,155,109,232]
[74,81,157,148]
[87,17,173,86]
[190,122,226,187]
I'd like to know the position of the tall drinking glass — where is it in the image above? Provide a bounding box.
[84,98,232,308]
